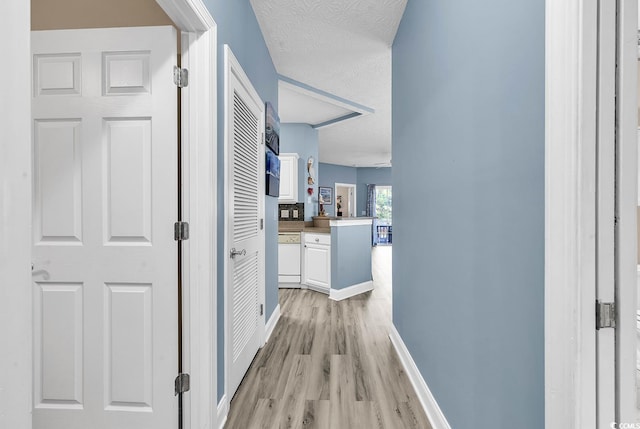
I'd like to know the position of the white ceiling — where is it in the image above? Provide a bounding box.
[278,80,362,126]
[251,0,407,167]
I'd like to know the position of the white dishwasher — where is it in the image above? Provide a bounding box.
[278,232,301,286]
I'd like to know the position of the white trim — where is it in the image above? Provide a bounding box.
[306,284,330,295]
[329,280,374,301]
[278,283,302,289]
[388,325,451,429]
[615,0,638,423]
[329,218,372,227]
[216,395,228,429]
[265,304,281,343]
[0,1,32,428]
[545,0,598,427]
[177,11,217,429]
[155,0,215,31]
[278,275,301,283]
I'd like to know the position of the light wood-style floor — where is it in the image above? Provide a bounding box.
[224,246,432,429]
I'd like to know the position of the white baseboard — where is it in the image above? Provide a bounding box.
[329,280,374,301]
[278,275,301,283]
[388,325,451,429]
[306,284,329,295]
[265,304,281,343]
[278,283,301,289]
[217,395,228,429]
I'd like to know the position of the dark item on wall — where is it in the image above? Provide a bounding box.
[319,187,332,205]
[265,149,280,197]
[265,102,280,155]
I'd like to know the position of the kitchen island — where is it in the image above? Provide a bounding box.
[278,217,374,300]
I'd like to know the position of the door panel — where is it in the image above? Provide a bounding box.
[226,47,265,400]
[32,26,178,429]
[34,283,84,408]
[34,119,83,243]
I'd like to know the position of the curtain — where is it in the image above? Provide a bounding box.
[366,184,378,246]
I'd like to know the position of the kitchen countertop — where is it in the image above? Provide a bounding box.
[278,221,330,234]
[278,217,374,234]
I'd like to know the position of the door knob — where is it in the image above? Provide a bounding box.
[230,248,246,259]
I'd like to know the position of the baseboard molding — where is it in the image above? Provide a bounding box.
[388,325,451,429]
[306,284,329,295]
[265,304,281,343]
[217,395,228,429]
[329,280,374,301]
[278,283,301,289]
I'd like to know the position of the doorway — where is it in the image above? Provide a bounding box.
[374,186,392,245]
[335,183,356,218]
[26,1,218,428]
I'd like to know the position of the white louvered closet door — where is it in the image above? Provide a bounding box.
[225,46,265,400]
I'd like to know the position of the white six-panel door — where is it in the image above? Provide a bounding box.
[31,26,178,429]
[224,46,265,401]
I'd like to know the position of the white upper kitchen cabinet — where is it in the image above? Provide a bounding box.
[278,153,299,203]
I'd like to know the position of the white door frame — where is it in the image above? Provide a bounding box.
[156,2,218,428]
[0,1,218,428]
[545,0,637,427]
[0,2,32,428]
[335,182,356,217]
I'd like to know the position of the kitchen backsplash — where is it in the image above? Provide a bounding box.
[279,203,304,221]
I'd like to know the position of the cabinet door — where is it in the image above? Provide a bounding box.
[278,153,298,203]
[304,243,331,291]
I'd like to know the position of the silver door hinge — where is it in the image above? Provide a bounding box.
[260,304,264,316]
[261,132,265,145]
[596,300,616,330]
[174,373,190,395]
[173,66,189,88]
[260,219,264,230]
[174,222,190,241]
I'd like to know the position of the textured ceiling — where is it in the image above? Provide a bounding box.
[251,0,407,167]
[278,80,361,126]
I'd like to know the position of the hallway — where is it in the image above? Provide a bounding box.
[224,246,431,428]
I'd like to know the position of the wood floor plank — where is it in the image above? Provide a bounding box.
[328,355,356,429]
[301,400,330,429]
[277,355,311,429]
[224,247,432,429]
[245,398,279,429]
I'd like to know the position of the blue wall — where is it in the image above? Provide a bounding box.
[330,225,373,289]
[204,0,279,402]
[280,124,319,220]
[318,163,357,216]
[392,1,544,428]
[318,164,391,216]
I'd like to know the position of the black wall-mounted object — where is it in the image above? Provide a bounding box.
[265,149,280,197]
[265,102,280,155]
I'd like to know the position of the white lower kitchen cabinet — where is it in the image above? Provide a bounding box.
[303,233,330,293]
